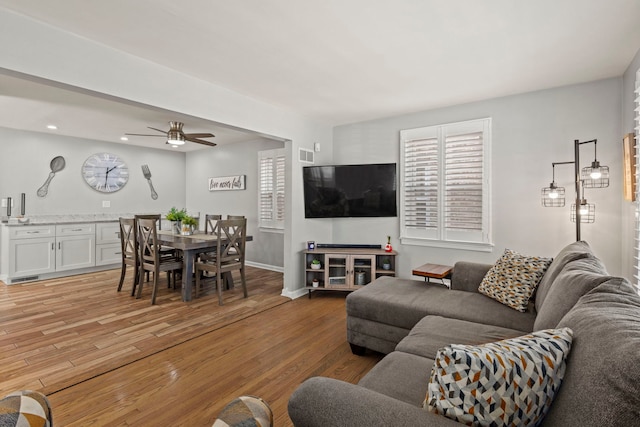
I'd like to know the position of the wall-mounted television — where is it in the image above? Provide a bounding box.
[303,163,397,218]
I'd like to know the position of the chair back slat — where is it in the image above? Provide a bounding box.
[137,218,160,265]
[119,218,137,262]
[205,214,222,234]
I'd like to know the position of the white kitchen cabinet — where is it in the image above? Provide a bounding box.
[95,222,121,266]
[55,224,95,271]
[2,222,119,283]
[9,234,56,278]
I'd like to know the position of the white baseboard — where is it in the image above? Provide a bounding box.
[245,260,283,273]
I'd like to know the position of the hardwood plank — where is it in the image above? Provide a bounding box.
[1,268,383,426]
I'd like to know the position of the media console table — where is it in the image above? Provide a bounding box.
[303,247,397,297]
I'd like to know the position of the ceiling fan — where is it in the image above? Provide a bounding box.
[125,121,216,147]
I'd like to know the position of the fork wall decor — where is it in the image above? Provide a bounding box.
[141,164,159,200]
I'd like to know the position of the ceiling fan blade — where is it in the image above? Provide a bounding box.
[184,133,215,139]
[185,136,217,147]
[125,133,166,137]
[147,127,168,134]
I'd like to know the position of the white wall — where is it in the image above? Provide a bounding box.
[621,47,640,282]
[186,138,285,268]
[333,78,624,278]
[0,127,186,215]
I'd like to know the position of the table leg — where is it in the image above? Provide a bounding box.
[182,249,194,301]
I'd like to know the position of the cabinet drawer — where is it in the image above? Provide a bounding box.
[56,223,95,236]
[96,243,122,266]
[9,225,55,239]
[96,222,121,244]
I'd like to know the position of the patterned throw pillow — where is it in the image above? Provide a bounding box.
[478,249,553,312]
[0,390,52,427]
[425,328,573,427]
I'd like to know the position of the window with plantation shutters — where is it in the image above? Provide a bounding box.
[258,148,285,230]
[400,118,492,251]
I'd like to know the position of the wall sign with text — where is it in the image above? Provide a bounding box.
[208,175,246,191]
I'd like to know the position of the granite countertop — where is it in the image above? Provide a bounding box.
[1,213,138,226]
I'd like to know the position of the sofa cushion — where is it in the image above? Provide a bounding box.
[478,248,553,312]
[425,328,573,426]
[347,276,536,333]
[534,240,593,313]
[396,315,528,359]
[358,351,435,407]
[533,256,610,330]
[543,278,640,426]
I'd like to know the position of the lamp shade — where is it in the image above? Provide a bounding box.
[541,183,565,207]
[570,201,595,223]
[581,161,609,188]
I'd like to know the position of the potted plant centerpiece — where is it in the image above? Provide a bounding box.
[166,207,187,234]
[181,215,198,236]
[382,257,392,270]
[310,259,322,270]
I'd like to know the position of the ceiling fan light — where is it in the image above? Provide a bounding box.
[166,129,185,146]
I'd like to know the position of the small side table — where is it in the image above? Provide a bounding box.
[412,263,453,285]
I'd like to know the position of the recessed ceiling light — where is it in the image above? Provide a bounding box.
[47,124,58,130]
[120,136,129,141]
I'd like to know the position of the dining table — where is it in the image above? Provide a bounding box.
[156,230,253,302]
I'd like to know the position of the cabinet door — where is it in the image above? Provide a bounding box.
[351,254,376,288]
[325,253,348,288]
[56,235,96,271]
[9,237,56,277]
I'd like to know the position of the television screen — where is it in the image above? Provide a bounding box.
[303,163,397,218]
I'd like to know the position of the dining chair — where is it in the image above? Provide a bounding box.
[117,217,139,296]
[136,217,184,305]
[198,214,222,264]
[194,218,247,305]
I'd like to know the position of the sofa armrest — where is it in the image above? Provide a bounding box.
[288,377,460,427]
[449,261,492,293]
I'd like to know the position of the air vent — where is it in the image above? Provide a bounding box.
[12,275,38,283]
[299,148,314,164]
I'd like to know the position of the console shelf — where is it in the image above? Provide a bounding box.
[303,248,397,297]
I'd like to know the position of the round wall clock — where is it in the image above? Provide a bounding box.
[81,153,129,193]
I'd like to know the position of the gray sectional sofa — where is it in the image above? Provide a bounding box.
[288,241,640,426]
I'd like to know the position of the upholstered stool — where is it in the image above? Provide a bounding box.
[212,395,272,427]
[0,390,53,427]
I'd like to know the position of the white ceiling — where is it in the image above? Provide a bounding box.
[0,0,639,150]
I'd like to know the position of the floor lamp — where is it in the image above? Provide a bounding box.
[540,139,609,241]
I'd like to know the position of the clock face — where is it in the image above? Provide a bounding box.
[82,153,129,193]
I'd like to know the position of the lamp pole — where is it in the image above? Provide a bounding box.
[574,140,581,241]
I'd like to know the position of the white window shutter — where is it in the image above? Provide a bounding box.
[258,148,285,230]
[403,137,439,235]
[275,155,286,222]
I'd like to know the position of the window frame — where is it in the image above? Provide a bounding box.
[258,148,285,232]
[399,118,493,252]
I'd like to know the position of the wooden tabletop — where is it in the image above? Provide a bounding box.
[412,263,453,279]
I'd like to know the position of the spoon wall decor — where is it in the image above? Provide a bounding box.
[37,156,66,197]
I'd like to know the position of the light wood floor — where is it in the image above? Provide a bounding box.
[1,266,383,426]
